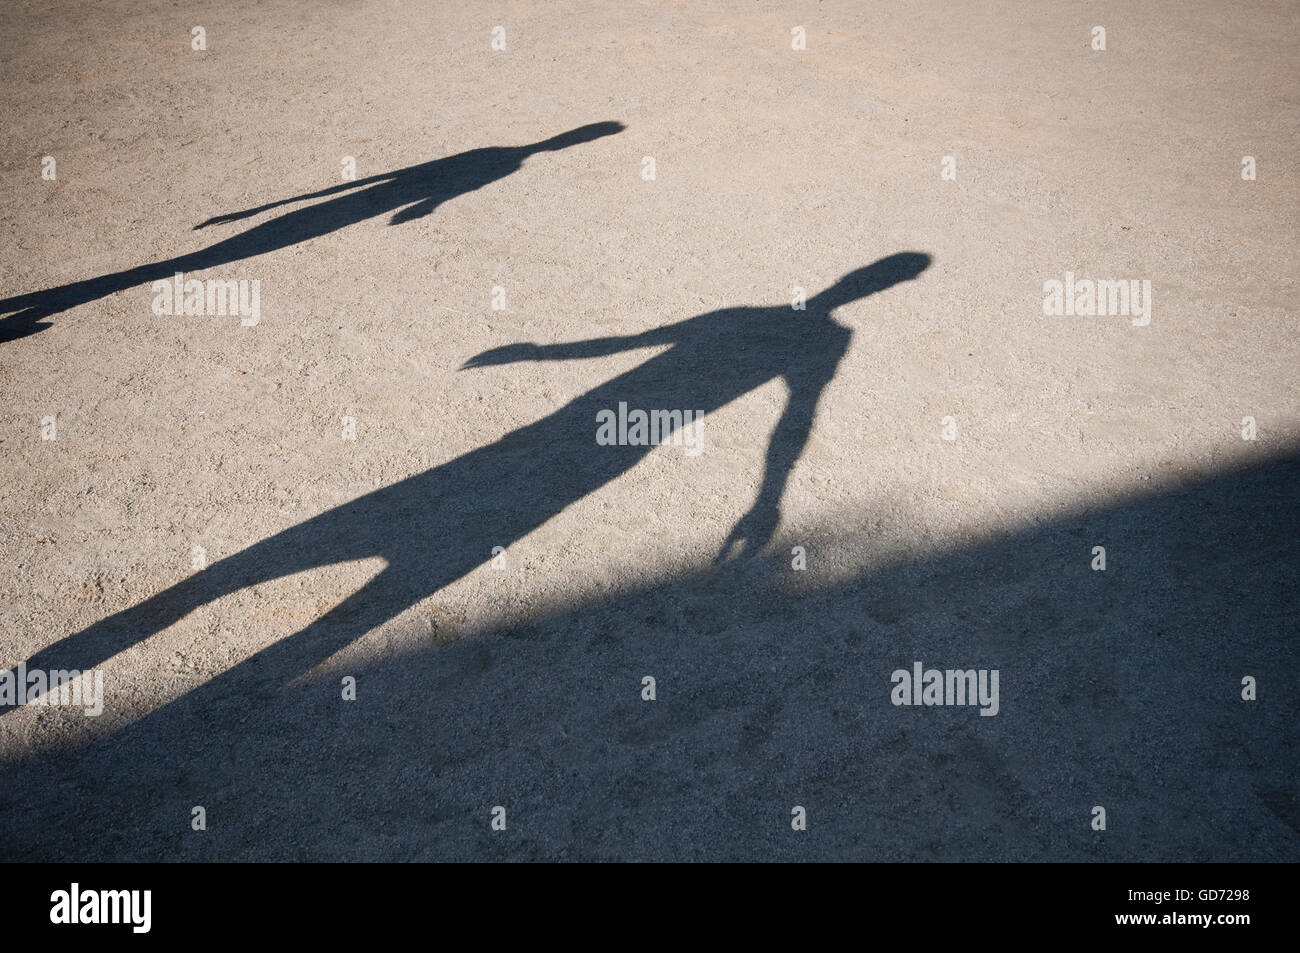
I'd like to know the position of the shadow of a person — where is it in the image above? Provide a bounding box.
[9,252,930,711]
[0,121,626,342]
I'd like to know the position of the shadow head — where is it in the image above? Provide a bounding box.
[814,252,932,310]
[534,121,627,151]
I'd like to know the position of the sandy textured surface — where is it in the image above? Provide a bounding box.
[0,0,1296,860]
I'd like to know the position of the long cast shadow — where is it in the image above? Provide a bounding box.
[0,121,625,342]
[10,252,932,708]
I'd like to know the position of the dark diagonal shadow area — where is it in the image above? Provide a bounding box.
[0,446,1295,860]
[0,121,625,342]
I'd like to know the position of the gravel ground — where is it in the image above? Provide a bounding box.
[0,0,1296,860]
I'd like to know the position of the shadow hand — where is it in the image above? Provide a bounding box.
[714,504,780,564]
[461,342,543,369]
[195,212,252,230]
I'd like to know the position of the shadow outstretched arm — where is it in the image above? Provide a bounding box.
[462,324,681,369]
[195,173,395,229]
